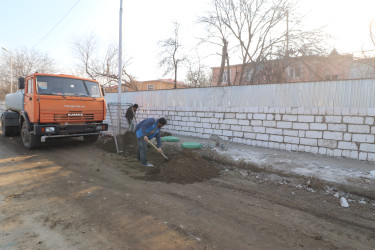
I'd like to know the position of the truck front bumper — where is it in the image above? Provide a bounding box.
[33,123,108,136]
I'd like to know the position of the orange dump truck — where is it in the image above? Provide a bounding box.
[1,73,108,149]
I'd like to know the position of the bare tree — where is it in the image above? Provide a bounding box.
[0,48,55,97]
[158,22,187,89]
[72,34,138,91]
[371,17,375,47]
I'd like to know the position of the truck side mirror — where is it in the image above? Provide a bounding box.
[18,77,25,89]
[101,86,105,96]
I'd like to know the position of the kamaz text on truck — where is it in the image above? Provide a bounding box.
[1,73,108,149]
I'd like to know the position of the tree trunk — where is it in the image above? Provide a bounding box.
[217,39,228,86]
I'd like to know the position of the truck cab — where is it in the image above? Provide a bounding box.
[2,73,108,149]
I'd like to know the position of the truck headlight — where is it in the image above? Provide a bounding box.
[96,125,102,131]
[45,127,55,133]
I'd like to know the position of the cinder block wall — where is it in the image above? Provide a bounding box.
[111,106,375,162]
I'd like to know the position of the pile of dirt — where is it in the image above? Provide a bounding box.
[144,149,220,184]
[96,133,220,184]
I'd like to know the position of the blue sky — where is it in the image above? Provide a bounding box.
[1,0,374,81]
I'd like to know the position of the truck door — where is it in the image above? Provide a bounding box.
[24,77,38,123]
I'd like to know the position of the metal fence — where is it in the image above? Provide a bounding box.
[105,79,375,108]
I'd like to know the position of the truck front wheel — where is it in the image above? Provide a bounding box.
[1,115,13,136]
[21,122,40,149]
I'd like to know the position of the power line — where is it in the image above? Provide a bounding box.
[33,0,81,49]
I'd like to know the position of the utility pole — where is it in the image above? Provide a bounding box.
[286,10,289,58]
[117,0,123,135]
[2,47,13,93]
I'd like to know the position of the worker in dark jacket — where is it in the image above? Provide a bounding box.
[125,104,138,132]
[135,117,167,167]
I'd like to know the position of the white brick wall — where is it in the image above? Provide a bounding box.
[107,106,375,162]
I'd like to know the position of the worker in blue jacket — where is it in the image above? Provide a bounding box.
[135,117,167,167]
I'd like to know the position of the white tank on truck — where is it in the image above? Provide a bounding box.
[5,90,24,112]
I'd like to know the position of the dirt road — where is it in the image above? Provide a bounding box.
[0,132,374,249]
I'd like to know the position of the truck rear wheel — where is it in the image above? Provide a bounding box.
[21,122,40,149]
[83,134,99,143]
[1,115,13,136]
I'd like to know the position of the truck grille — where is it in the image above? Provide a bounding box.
[53,113,95,122]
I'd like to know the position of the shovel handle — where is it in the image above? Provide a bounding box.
[146,140,169,161]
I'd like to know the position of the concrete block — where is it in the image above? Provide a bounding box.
[236,113,247,119]
[286,144,292,151]
[269,135,283,142]
[214,113,224,119]
[196,112,205,117]
[268,107,275,113]
[310,123,327,130]
[277,121,292,129]
[291,108,298,114]
[251,120,263,126]
[319,147,327,154]
[244,133,256,139]
[253,126,266,133]
[368,153,375,161]
[372,126,375,134]
[359,143,375,153]
[253,114,266,120]
[238,120,250,126]
[273,143,280,149]
[298,145,305,151]
[231,125,242,131]
[323,131,343,140]
[266,128,283,135]
[223,119,239,125]
[241,126,253,132]
[299,130,305,137]
[224,113,236,119]
[275,114,282,121]
[284,136,299,144]
[349,108,359,116]
[189,117,198,122]
[318,108,326,115]
[263,121,276,127]
[304,146,311,153]
[359,152,368,161]
[349,151,359,159]
[325,116,342,123]
[234,131,244,137]
[293,123,309,130]
[343,133,352,141]
[368,108,375,116]
[247,113,253,119]
[266,114,275,120]
[315,116,323,123]
[333,108,342,116]
[326,108,334,115]
[291,144,299,151]
[348,125,370,133]
[298,115,315,123]
[341,108,350,115]
[333,149,342,157]
[297,107,305,114]
[306,131,323,139]
[338,142,358,150]
[341,150,351,158]
[352,134,375,143]
[328,124,347,132]
[219,124,230,130]
[359,108,367,116]
[311,146,320,154]
[318,139,337,149]
[300,138,317,146]
[283,129,298,137]
[283,115,298,122]
[365,117,375,125]
[279,143,286,150]
[263,107,269,113]
[213,129,223,135]
[256,134,269,141]
[343,116,364,124]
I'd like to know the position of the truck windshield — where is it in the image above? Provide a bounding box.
[36,76,101,97]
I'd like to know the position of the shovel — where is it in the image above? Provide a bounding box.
[146,140,169,161]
